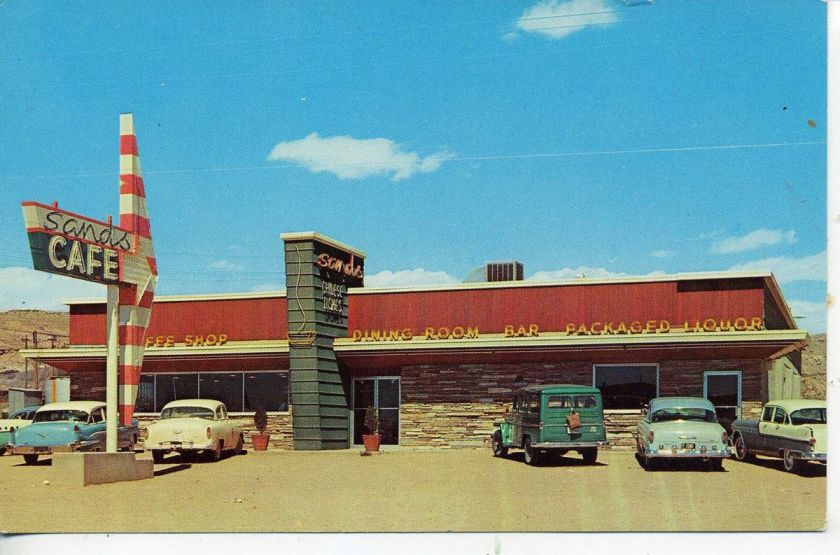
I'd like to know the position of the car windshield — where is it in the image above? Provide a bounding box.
[651,407,716,423]
[789,408,826,425]
[33,410,90,423]
[161,406,215,419]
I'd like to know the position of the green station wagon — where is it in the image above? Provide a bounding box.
[491,384,608,465]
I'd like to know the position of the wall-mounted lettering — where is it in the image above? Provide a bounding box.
[144,334,229,347]
[504,324,540,337]
[565,317,764,336]
[316,252,364,279]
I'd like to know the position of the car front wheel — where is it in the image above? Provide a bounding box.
[23,454,39,465]
[491,431,508,457]
[582,448,597,464]
[782,450,800,473]
[733,435,754,462]
[151,450,166,464]
[210,440,222,461]
[523,437,540,466]
[235,433,245,455]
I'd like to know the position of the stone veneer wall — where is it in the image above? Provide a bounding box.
[135,412,294,450]
[397,358,769,450]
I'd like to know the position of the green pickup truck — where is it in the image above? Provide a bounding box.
[491,384,608,465]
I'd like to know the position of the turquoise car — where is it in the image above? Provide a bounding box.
[9,400,139,464]
[491,384,608,465]
[636,397,730,470]
[0,406,39,456]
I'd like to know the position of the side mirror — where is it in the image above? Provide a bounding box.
[641,404,648,416]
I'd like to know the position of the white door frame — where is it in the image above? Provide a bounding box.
[351,376,401,445]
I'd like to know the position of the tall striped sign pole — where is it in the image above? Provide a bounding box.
[21,113,157,453]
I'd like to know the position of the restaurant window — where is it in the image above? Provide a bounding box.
[199,373,242,411]
[135,371,289,412]
[593,364,658,410]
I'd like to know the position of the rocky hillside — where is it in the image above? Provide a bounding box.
[801,333,827,400]
[0,309,69,394]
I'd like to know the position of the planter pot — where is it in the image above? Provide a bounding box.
[252,432,271,451]
[362,434,381,452]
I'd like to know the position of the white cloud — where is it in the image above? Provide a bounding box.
[528,266,665,281]
[208,260,245,271]
[365,268,459,288]
[711,228,797,254]
[727,251,825,284]
[651,250,672,258]
[267,133,455,182]
[786,300,826,334]
[0,266,102,311]
[515,0,620,40]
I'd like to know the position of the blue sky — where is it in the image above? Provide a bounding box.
[0,1,827,332]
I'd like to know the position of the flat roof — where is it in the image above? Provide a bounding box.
[64,290,287,305]
[350,270,775,295]
[280,231,366,258]
[59,269,795,329]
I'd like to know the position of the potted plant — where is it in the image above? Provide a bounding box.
[251,406,270,451]
[362,406,381,452]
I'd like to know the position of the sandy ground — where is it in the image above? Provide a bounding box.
[0,448,826,533]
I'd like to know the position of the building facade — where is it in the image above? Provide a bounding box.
[24,232,809,450]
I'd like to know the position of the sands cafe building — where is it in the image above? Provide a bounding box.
[23,232,810,450]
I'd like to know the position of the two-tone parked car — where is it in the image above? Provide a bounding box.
[731,399,827,473]
[491,384,608,465]
[636,397,730,470]
[144,399,244,463]
[9,401,139,464]
[0,406,39,456]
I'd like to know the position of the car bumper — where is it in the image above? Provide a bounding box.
[798,452,827,463]
[645,447,730,459]
[148,441,215,451]
[532,441,609,449]
[10,440,100,455]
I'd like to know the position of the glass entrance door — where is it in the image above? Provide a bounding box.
[352,377,400,445]
[704,371,741,432]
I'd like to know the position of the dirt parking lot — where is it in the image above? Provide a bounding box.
[0,448,826,533]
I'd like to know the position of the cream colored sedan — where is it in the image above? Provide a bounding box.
[145,399,244,463]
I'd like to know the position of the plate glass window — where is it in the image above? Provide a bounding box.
[704,370,742,431]
[135,371,289,412]
[593,364,658,409]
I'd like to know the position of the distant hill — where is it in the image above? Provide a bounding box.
[801,333,826,400]
[0,309,69,394]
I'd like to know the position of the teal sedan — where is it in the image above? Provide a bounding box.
[636,397,730,470]
[9,401,139,464]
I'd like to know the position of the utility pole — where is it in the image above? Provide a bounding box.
[21,336,30,388]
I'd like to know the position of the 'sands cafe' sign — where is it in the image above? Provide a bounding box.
[22,202,137,284]
[351,317,766,342]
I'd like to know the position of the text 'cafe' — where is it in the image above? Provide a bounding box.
[24,232,810,450]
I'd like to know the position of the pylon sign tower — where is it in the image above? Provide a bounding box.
[21,114,157,452]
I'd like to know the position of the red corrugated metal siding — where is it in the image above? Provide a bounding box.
[347,281,765,334]
[70,297,288,344]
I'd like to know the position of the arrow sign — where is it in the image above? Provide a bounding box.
[20,113,158,433]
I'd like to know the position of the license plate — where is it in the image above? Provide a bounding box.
[682,443,695,450]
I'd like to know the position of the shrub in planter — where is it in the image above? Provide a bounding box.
[252,406,270,451]
[362,406,381,452]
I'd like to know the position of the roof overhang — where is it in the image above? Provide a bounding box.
[334,329,809,370]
